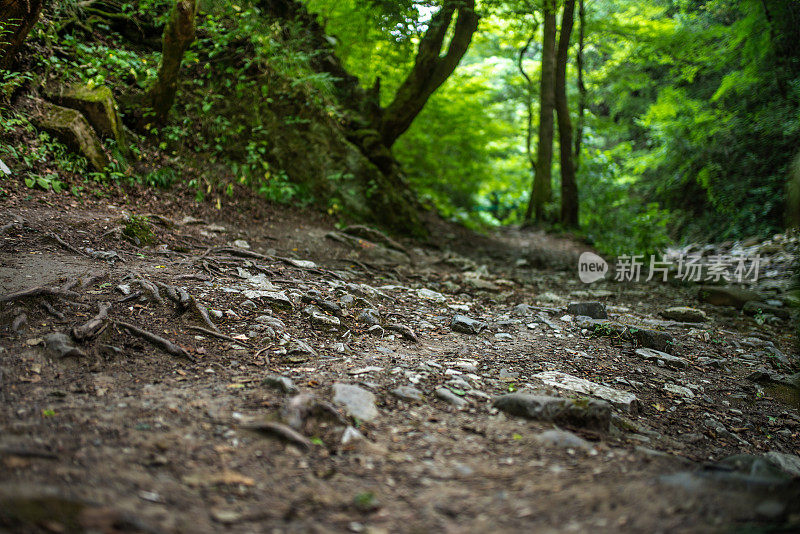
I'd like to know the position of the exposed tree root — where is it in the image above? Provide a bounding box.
[115,320,195,362]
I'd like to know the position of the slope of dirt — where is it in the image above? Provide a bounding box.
[1,184,798,533]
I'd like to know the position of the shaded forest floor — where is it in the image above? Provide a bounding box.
[0,181,798,533]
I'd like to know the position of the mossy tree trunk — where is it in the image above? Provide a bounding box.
[556,0,578,227]
[0,0,44,68]
[147,0,198,126]
[525,0,557,223]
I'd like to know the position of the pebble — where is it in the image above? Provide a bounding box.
[566,302,608,319]
[435,387,468,408]
[391,386,423,402]
[333,383,379,422]
[451,315,487,334]
[533,371,640,413]
[635,348,689,369]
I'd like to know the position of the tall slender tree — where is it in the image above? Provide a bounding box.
[524,0,557,223]
[574,0,586,170]
[555,0,577,226]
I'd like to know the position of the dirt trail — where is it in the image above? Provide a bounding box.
[0,190,798,533]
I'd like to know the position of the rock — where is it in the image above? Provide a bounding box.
[232,239,250,249]
[534,429,593,450]
[44,332,86,358]
[302,305,341,327]
[47,84,129,156]
[435,387,468,408]
[332,383,379,422]
[493,394,611,432]
[416,288,447,302]
[703,415,747,445]
[33,101,109,170]
[450,315,487,334]
[698,285,763,309]
[635,348,689,369]
[261,375,299,394]
[533,371,640,413]
[258,291,293,310]
[742,301,791,319]
[763,451,800,478]
[391,386,423,402]
[660,306,708,323]
[664,383,695,398]
[463,276,500,291]
[631,328,674,353]
[357,308,381,325]
[255,315,285,332]
[288,339,316,357]
[566,302,608,319]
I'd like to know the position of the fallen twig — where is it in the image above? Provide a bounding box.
[115,320,195,362]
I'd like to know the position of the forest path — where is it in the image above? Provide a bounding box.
[0,189,798,533]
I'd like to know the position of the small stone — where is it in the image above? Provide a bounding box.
[566,302,608,319]
[660,306,708,323]
[635,348,689,369]
[333,383,379,422]
[258,291,293,311]
[664,383,695,398]
[44,332,86,358]
[631,328,674,353]
[494,333,513,340]
[303,305,341,327]
[357,308,381,326]
[763,451,800,478]
[535,429,592,450]
[391,386,423,402]
[417,288,447,302]
[451,315,487,334]
[288,339,317,356]
[262,375,299,394]
[533,371,640,413]
[348,366,383,375]
[493,394,611,432]
[232,239,250,249]
[435,387,468,408]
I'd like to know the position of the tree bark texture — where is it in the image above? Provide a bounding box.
[556,0,578,227]
[574,0,586,170]
[0,0,44,68]
[525,0,556,222]
[147,0,197,125]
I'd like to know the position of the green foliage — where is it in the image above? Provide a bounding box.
[123,214,155,245]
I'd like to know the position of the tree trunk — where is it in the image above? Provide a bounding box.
[517,32,538,218]
[524,0,557,223]
[556,0,578,227]
[0,0,44,69]
[574,0,586,170]
[379,0,479,147]
[147,0,198,126]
